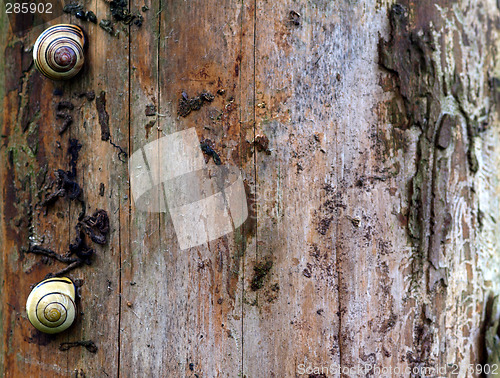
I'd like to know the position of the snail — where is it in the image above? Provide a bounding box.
[33,24,86,80]
[26,277,77,334]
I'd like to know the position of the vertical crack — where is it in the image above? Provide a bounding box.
[117,0,132,375]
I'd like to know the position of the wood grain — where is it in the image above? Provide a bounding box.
[66,0,129,375]
[1,0,500,377]
[119,0,161,374]
[0,14,78,378]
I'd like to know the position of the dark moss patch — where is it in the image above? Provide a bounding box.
[86,11,97,24]
[29,139,109,278]
[75,10,87,20]
[68,138,81,177]
[133,14,144,27]
[63,3,84,15]
[145,103,156,116]
[303,266,312,278]
[59,340,97,354]
[40,139,82,208]
[250,259,273,291]
[178,91,215,117]
[110,0,132,23]
[95,91,110,141]
[145,120,156,138]
[55,100,75,135]
[253,134,271,154]
[108,0,143,26]
[26,245,80,264]
[77,209,109,245]
[109,140,128,162]
[99,19,115,35]
[64,3,97,24]
[26,221,96,278]
[265,283,280,302]
[200,139,222,165]
[56,101,74,111]
[289,10,301,26]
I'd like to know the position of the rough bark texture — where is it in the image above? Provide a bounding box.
[1,0,500,377]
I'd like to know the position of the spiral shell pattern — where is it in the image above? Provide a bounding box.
[26,277,77,334]
[33,24,86,80]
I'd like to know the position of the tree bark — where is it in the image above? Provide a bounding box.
[1,0,500,377]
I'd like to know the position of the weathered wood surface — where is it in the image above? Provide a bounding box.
[2,0,500,377]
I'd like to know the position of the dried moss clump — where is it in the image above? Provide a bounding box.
[250,260,273,291]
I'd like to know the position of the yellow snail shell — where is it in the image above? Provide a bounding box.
[33,24,86,80]
[26,277,77,334]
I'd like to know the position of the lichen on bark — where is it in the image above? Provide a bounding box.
[380,2,456,292]
[379,0,500,370]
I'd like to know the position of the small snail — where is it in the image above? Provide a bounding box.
[26,277,77,334]
[33,24,86,80]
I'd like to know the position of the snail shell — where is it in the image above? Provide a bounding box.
[33,24,86,80]
[26,277,77,334]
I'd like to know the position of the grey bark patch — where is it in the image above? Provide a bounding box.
[436,115,455,149]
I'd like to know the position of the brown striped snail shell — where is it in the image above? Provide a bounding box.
[33,24,86,80]
[26,277,77,334]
